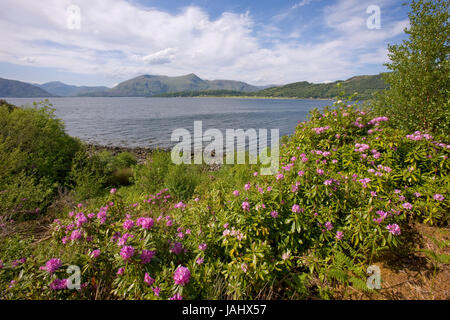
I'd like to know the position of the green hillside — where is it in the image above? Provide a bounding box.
[254,74,387,100]
[82,74,263,97]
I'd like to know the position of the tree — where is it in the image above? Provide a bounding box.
[378,0,449,136]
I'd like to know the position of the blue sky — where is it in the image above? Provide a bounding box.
[0,0,411,87]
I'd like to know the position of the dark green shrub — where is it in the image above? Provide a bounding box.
[0,101,81,184]
[0,101,81,218]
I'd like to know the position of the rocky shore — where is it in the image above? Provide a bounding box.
[85,143,169,164]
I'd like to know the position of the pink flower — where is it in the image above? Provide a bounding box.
[196,257,204,264]
[232,190,240,197]
[170,242,183,255]
[386,224,401,235]
[292,204,301,213]
[173,266,190,286]
[336,231,344,240]
[141,250,156,264]
[316,169,324,175]
[244,183,251,190]
[43,258,62,274]
[325,221,333,230]
[144,273,155,286]
[117,268,125,275]
[198,243,207,251]
[433,194,444,201]
[241,263,248,273]
[49,278,67,290]
[242,201,250,212]
[120,246,135,261]
[276,173,284,180]
[70,229,82,241]
[298,170,305,176]
[123,219,134,230]
[90,250,100,259]
[153,287,161,296]
[110,188,117,194]
[136,217,154,230]
[174,201,186,210]
[170,293,183,300]
[271,211,279,218]
[402,202,413,210]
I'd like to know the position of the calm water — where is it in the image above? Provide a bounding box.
[4,97,333,149]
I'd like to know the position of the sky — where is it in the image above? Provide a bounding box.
[0,0,411,87]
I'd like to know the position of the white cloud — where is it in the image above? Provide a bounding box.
[0,0,408,85]
[293,0,314,9]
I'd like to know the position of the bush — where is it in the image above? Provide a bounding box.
[132,149,170,193]
[164,164,201,201]
[1,97,448,300]
[0,101,81,218]
[0,101,81,184]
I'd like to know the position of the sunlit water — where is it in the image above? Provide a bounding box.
[4,97,333,149]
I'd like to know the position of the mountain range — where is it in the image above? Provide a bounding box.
[0,77,54,97]
[80,74,267,97]
[36,81,110,97]
[0,73,387,99]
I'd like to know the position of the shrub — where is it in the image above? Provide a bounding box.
[0,101,81,218]
[164,164,201,201]
[0,101,81,184]
[1,97,448,300]
[132,149,170,193]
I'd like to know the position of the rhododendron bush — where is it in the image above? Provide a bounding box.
[1,98,448,299]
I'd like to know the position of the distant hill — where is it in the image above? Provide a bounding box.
[37,81,110,97]
[253,74,387,100]
[81,74,266,97]
[0,78,53,98]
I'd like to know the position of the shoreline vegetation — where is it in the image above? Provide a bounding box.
[0,0,448,301]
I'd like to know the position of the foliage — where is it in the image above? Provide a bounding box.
[374,0,450,136]
[0,101,81,219]
[1,95,447,299]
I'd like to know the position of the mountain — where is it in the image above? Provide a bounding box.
[0,77,53,97]
[253,74,387,100]
[81,73,266,97]
[37,81,110,97]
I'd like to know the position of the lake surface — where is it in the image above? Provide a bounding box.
[4,97,333,149]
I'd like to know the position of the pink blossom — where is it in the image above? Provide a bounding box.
[117,268,125,275]
[141,250,156,264]
[120,246,135,261]
[402,202,413,210]
[386,224,401,235]
[43,258,62,274]
[173,266,190,286]
[144,273,155,286]
[242,201,250,212]
[433,194,444,201]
